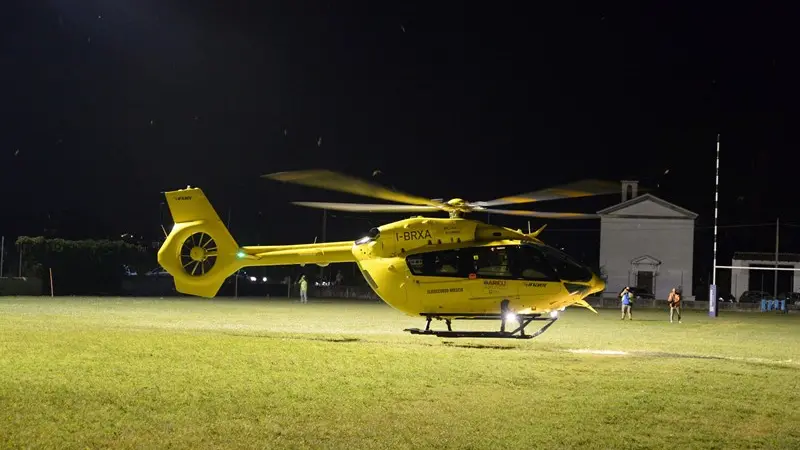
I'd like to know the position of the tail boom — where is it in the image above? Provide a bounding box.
[238,242,357,266]
[157,187,356,298]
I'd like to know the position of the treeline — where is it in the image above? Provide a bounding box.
[15,236,156,295]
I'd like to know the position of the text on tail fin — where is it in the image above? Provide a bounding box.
[164,187,225,224]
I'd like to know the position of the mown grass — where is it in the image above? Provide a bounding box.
[1,296,799,449]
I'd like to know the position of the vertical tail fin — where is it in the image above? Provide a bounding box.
[157,187,241,298]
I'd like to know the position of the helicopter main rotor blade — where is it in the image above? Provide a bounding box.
[482,208,600,219]
[292,201,443,213]
[263,169,443,207]
[473,179,620,207]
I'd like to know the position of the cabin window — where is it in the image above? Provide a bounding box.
[406,245,587,281]
[464,246,513,279]
[405,249,464,277]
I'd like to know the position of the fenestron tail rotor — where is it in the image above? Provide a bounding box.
[263,169,618,219]
[179,232,218,276]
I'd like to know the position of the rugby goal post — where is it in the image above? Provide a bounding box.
[707,136,799,315]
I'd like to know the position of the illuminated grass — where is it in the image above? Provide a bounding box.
[1,297,799,449]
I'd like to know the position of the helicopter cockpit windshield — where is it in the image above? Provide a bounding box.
[526,242,594,282]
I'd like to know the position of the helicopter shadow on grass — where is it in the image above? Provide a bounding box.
[440,341,518,350]
[220,330,520,349]
[217,331,364,344]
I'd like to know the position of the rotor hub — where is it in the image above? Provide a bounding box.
[446,198,466,206]
[189,246,207,262]
[446,198,472,217]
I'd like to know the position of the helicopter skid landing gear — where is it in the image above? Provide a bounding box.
[404,312,558,340]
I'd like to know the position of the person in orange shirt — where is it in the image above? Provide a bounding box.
[667,287,682,323]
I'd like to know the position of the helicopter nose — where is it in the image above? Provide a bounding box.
[587,271,606,296]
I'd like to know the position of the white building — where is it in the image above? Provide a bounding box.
[729,252,800,299]
[597,180,698,300]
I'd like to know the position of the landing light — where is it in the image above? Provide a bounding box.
[550,310,559,319]
[236,251,246,258]
[504,313,517,322]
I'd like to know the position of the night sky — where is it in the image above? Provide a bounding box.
[2,2,798,283]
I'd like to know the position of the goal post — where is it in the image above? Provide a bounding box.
[711,264,800,314]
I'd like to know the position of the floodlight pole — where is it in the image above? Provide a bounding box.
[709,134,720,317]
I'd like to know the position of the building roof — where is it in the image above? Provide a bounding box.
[631,255,662,265]
[596,193,698,219]
[733,252,800,262]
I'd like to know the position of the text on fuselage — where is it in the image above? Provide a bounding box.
[396,230,432,241]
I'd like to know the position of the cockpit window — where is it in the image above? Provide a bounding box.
[533,244,593,282]
[515,245,561,281]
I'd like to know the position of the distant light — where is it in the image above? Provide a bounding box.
[262,277,267,282]
[550,310,559,319]
[249,276,257,282]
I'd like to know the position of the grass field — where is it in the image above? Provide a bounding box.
[1,296,799,449]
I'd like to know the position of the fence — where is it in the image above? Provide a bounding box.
[116,277,381,300]
[0,277,43,296]
[1,270,796,313]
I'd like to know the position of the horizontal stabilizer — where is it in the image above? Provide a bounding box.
[573,299,598,314]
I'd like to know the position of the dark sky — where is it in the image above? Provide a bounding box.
[1,2,798,278]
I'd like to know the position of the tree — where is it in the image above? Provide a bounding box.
[15,236,153,295]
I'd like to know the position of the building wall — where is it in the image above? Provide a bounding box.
[599,216,694,300]
[730,259,749,298]
[729,259,799,298]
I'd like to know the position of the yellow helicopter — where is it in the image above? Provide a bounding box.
[156,170,618,339]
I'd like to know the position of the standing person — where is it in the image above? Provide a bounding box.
[620,286,633,320]
[299,275,308,303]
[668,287,682,323]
